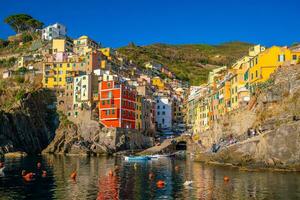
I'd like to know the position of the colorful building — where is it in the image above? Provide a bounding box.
[98,79,137,129]
[249,46,292,86]
[152,76,165,90]
[73,74,98,113]
[73,35,100,56]
[155,95,172,130]
[42,23,66,41]
[42,61,84,88]
[99,48,115,60]
[135,95,143,130]
[52,38,73,53]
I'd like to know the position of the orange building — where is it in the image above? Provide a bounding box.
[99,80,136,129]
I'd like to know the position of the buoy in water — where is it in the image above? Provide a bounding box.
[223,176,230,182]
[42,170,47,177]
[108,170,114,176]
[37,162,41,169]
[22,170,34,182]
[149,172,154,180]
[183,181,193,186]
[70,171,77,180]
[156,180,165,188]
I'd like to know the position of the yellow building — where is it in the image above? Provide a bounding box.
[217,80,231,116]
[152,76,165,90]
[135,95,143,130]
[290,45,300,65]
[42,62,82,88]
[249,46,292,85]
[99,48,115,60]
[52,38,73,53]
[73,35,100,56]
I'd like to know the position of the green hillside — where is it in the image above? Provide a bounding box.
[118,42,253,85]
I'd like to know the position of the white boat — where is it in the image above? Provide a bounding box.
[0,167,5,173]
[149,154,174,159]
[124,156,150,161]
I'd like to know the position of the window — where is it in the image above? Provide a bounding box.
[107,100,110,104]
[163,105,165,109]
[157,105,160,109]
[102,100,105,105]
[293,55,297,60]
[59,77,62,82]
[255,70,258,78]
[108,91,112,98]
[107,82,111,88]
[162,111,165,115]
[251,73,253,80]
[278,54,285,62]
[106,110,110,115]
[112,109,115,114]
[157,112,160,115]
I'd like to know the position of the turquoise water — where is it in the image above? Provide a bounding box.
[0,155,300,199]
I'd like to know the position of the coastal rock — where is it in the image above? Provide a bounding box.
[0,89,58,155]
[42,124,154,155]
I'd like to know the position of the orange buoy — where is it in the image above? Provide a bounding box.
[108,170,114,176]
[149,172,154,180]
[175,165,179,171]
[156,180,165,188]
[22,170,34,182]
[223,176,230,182]
[37,162,42,169]
[70,171,77,180]
[42,170,47,177]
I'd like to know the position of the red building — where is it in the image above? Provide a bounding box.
[99,80,136,129]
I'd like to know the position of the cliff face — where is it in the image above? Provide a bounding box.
[0,89,59,155]
[194,65,300,170]
[42,125,154,155]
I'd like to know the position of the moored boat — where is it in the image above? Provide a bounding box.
[124,156,150,161]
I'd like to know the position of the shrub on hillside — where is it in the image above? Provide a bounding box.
[22,33,33,43]
[15,89,26,101]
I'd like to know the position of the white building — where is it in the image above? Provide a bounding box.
[42,23,66,41]
[155,95,172,130]
[73,74,97,111]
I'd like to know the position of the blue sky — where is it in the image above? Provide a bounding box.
[0,0,300,47]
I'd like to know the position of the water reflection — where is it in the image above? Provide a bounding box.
[0,155,299,200]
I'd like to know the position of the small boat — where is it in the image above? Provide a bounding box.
[0,167,5,174]
[124,156,150,161]
[149,154,174,159]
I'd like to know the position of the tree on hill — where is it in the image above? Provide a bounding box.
[4,14,44,34]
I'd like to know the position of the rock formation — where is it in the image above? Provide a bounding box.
[0,89,58,156]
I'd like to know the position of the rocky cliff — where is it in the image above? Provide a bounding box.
[193,64,300,170]
[0,89,59,156]
[42,124,154,155]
